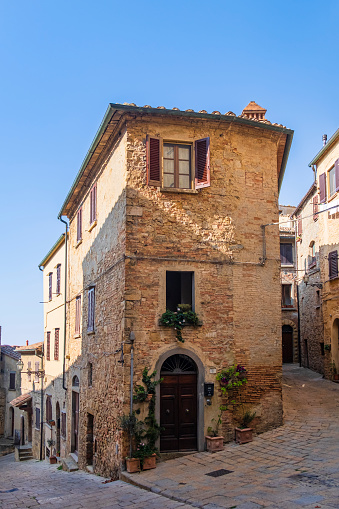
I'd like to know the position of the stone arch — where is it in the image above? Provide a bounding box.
[282,319,299,363]
[155,347,205,452]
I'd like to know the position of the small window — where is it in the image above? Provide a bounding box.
[329,250,338,279]
[87,287,95,332]
[56,264,61,295]
[88,362,93,387]
[72,375,80,387]
[308,241,316,269]
[35,407,40,430]
[75,295,81,335]
[48,273,53,301]
[77,207,82,243]
[166,271,194,312]
[46,396,52,423]
[280,243,293,265]
[46,332,51,361]
[9,372,16,390]
[163,144,191,189]
[282,284,293,307]
[90,184,97,224]
[54,328,59,361]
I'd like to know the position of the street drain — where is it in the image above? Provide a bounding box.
[206,469,233,477]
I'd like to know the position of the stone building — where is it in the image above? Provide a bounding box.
[279,205,298,363]
[0,343,21,440]
[58,101,293,477]
[38,234,67,460]
[295,129,339,378]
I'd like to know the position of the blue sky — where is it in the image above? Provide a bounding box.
[1,0,338,345]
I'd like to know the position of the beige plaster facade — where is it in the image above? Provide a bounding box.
[58,103,293,477]
[0,345,21,440]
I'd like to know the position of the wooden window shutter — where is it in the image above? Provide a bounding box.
[329,250,338,279]
[195,137,210,189]
[297,215,302,236]
[77,207,82,242]
[9,372,15,390]
[49,273,52,300]
[146,135,162,186]
[35,361,39,382]
[27,361,32,382]
[54,329,59,361]
[319,172,327,203]
[313,195,319,221]
[56,264,61,294]
[46,332,50,361]
[335,159,339,193]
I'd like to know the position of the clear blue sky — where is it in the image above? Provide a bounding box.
[1,0,338,345]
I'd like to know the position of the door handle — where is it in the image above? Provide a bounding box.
[166,409,170,414]
[185,408,189,413]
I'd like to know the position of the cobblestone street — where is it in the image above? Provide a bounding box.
[1,365,339,508]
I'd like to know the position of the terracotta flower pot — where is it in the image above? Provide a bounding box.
[205,435,224,452]
[126,458,141,473]
[235,427,253,444]
[142,453,156,470]
[49,456,57,464]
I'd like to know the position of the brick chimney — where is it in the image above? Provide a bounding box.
[242,101,267,120]
[26,340,29,346]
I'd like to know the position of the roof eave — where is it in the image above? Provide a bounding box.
[38,233,65,269]
[278,132,294,193]
[308,128,339,167]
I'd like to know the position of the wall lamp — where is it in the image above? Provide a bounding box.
[17,360,45,378]
[303,274,323,289]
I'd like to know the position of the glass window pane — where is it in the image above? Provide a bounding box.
[179,175,190,189]
[164,174,175,188]
[179,160,190,175]
[163,145,174,159]
[329,167,336,196]
[178,146,190,160]
[164,159,174,172]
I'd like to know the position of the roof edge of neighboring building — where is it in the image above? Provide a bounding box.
[292,182,317,216]
[38,233,66,269]
[58,103,294,218]
[308,128,339,167]
[16,341,43,354]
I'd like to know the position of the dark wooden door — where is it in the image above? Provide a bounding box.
[282,326,293,363]
[72,391,79,453]
[160,374,197,452]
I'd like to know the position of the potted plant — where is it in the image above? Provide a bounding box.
[159,304,200,343]
[205,406,227,452]
[119,412,143,473]
[235,410,256,444]
[47,439,57,463]
[134,442,157,470]
[331,361,339,381]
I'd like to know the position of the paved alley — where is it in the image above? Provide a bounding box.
[1,365,339,509]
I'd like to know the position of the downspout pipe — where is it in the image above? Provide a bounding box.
[129,333,135,458]
[58,216,68,391]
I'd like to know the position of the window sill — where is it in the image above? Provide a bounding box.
[281,264,295,268]
[87,330,95,335]
[282,306,296,310]
[8,388,16,391]
[76,240,82,248]
[88,220,97,232]
[160,188,199,194]
[327,191,338,203]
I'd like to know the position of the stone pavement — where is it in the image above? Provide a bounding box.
[123,365,339,509]
[0,453,195,509]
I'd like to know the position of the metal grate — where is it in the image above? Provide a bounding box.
[161,354,197,374]
[206,469,233,477]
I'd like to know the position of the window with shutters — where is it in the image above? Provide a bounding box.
[54,328,59,361]
[280,243,293,265]
[147,136,210,190]
[166,271,194,312]
[90,184,97,225]
[48,272,52,301]
[35,407,40,430]
[75,295,81,335]
[9,372,16,390]
[56,264,61,295]
[282,284,293,308]
[87,287,95,332]
[319,172,327,203]
[46,396,52,423]
[329,165,337,197]
[46,332,51,361]
[329,250,338,280]
[77,207,82,243]
[27,361,32,382]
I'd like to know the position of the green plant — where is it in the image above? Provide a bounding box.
[238,410,256,429]
[331,361,337,375]
[57,465,63,470]
[216,364,247,398]
[159,305,199,342]
[207,405,227,437]
[324,344,331,352]
[47,439,55,448]
[133,367,163,403]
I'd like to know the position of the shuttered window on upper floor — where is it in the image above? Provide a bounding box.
[329,250,338,279]
[90,184,97,225]
[146,136,210,190]
[56,264,61,295]
[77,207,82,243]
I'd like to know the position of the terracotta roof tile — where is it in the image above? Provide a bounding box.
[16,341,43,352]
[10,393,32,407]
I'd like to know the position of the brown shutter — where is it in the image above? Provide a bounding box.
[54,329,59,361]
[195,137,210,189]
[313,195,319,221]
[56,265,61,294]
[329,250,338,279]
[297,215,302,236]
[319,172,327,203]
[146,136,162,186]
[335,159,339,193]
[9,372,15,390]
[49,273,52,300]
[27,361,32,382]
[46,332,50,361]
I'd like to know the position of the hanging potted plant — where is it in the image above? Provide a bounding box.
[159,304,200,343]
[235,410,256,444]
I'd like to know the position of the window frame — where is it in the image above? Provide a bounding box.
[46,396,52,423]
[48,272,53,301]
[280,242,294,266]
[90,184,97,225]
[9,372,16,390]
[75,295,81,335]
[77,207,82,243]
[87,287,95,333]
[46,331,51,361]
[165,271,195,312]
[329,165,336,198]
[35,407,41,430]
[56,264,61,295]
[163,142,192,190]
[281,284,293,308]
[54,328,59,361]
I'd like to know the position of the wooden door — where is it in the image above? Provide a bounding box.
[160,374,197,452]
[72,392,79,453]
[282,326,294,363]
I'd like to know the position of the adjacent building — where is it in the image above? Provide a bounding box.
[0,343,21,440]
[55,101,293,477]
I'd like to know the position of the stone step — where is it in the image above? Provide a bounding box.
[19,455,33,461]
[62,455,79,472]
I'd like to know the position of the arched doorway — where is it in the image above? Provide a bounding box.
[160,354,197,452]
[56,402,60,455]
[282,325,294,363]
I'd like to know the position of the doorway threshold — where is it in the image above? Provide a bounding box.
[158,451,196,463]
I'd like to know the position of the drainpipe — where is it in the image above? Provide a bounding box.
[129,332,135,458]
[58,216,68,391]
